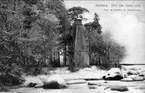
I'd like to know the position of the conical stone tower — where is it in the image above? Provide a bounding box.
[73,19,89,69]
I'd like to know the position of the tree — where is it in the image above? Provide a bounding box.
[19,0,70,67]
[0,0,70,85]
[84,13,125,69]
[87,30,125,69]
[68,6,89,24]
[84,13,102,65]
[102,32,125,68]
[0,0,28,85]
[42,0,70,66]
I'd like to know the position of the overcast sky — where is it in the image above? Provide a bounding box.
[64,1,145,64]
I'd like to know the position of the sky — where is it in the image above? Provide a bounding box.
[64,0,145,64]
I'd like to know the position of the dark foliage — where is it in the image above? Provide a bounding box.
[68,6,89,21]
[22,0,38,5]
[0,0,69,86]
[0,86,9,92]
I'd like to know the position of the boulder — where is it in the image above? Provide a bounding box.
[103,75,123,80]
[109,86,129,92]
[130,75,144,81]
[121,77,133,81]
[35,83,43,88]
[127,70,138,75]
[39,74,67,89]
[27,82,37,87]
[102,68,123,80]
[24,75,43,87]
[139,70,145,79]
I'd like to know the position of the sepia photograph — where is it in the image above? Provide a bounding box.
[0,0,145,93]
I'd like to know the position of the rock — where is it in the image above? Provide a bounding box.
[102,68,123,80]
[35,83,43,88]
[127,70,138,75]
[27,82,37,87]
[88,86,97,89]
[130,67,141,71]
[103,75,123,80]
[88,82,98,85]
[43,81,62,89]
[131,75,144,81]
[121,77,133,81]
[39,74,67,89]
[104,81,108,83]
[24,75,43,87]
[109,86,129,92]
[67,80,86,85]
[123,74,128,78]
[121,70,128,78]
[139,70,145,79]
[124,75,144,81]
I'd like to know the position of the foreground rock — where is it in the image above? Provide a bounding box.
[27,82,37,87]
[34,83,43,88]
[139,70,145,79]
[102,68,123,80]
[128,75,144,81]
[39,74,67,89]
[122,67,145,81]
[103,67,145,81]
[105,86,129,92]
[127,69,139,75]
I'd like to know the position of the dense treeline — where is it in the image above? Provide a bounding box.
[84,13,125,69]
[0,0,125,86]
[0,0,69,85]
